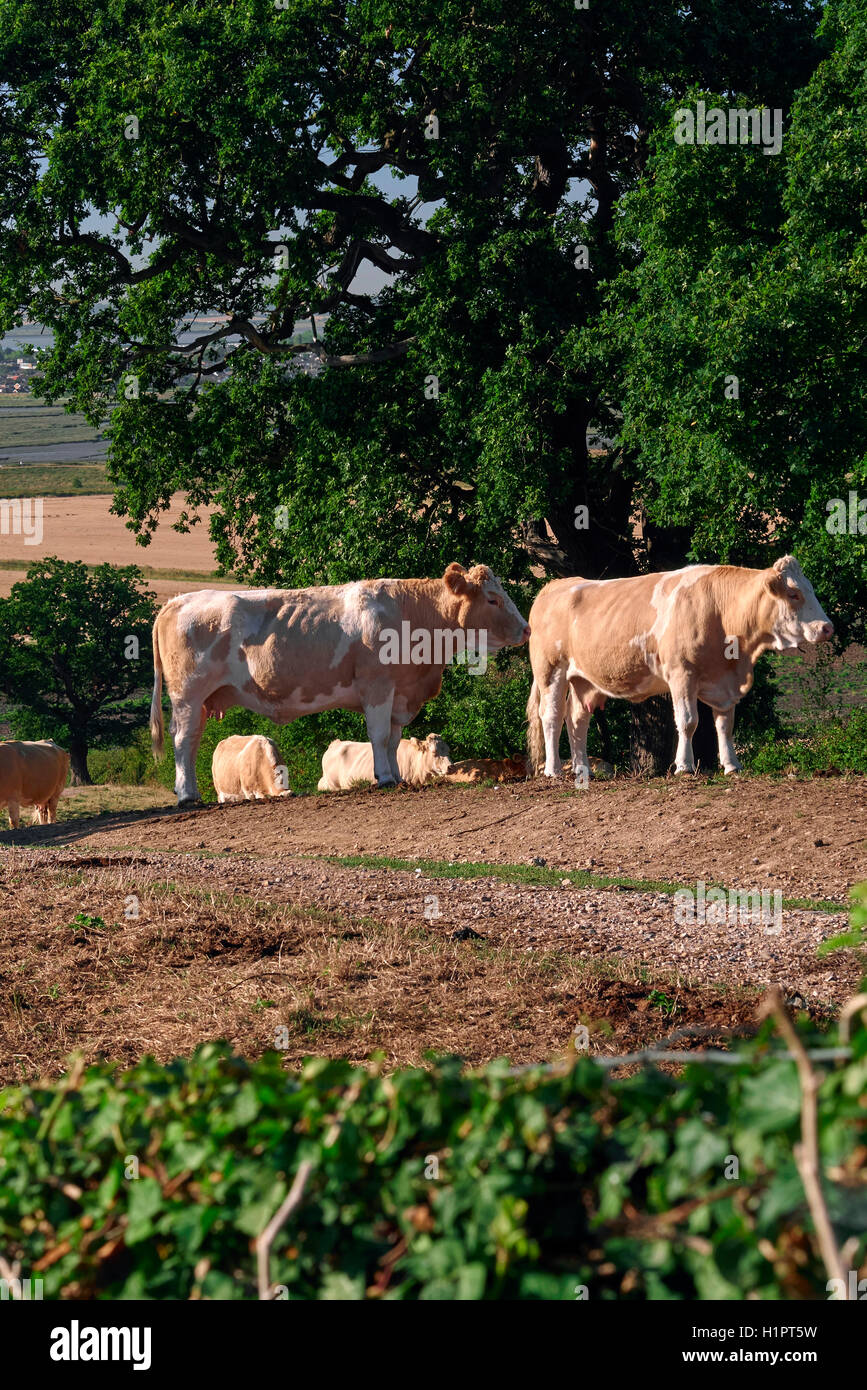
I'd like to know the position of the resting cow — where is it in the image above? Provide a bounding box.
[212,734,292,802]
[151,563,530,805]
[443,757,528,783]
[318,733,452,790]
[527,556,832,786]
[0,739,69,828]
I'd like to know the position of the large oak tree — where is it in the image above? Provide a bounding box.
[4,0,849,769]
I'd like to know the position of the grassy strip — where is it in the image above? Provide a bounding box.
[0,557,233,583]
[314,851,848,915]
[0,463,110,494]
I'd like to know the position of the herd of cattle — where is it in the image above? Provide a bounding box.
[0,555,834,825]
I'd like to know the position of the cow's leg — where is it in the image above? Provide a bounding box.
[539,668,567,776]
[713,706,741,775]
[170,699,205,804]
[670,679,699,774]
[364,694,397,786]
[387,720,404,784]
[6,800,20,829]
[565,689,592,788]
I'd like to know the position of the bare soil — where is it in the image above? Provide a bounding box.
[15,774,866,899]
[0,777,863,1083]
[0,493,219,574]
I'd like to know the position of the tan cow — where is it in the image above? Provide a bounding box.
[212,734,292,802]
[318,733,452,790]
[527,556,832,786]
[443,757,528,783]
[151,564,530,805]
[0,739,69,828]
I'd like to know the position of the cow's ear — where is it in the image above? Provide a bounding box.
[767,570,803,602]
[766,571,788,598]
[443,562,470,595]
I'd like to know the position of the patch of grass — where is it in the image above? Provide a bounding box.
[0,409,104,449]
[0,557,231,584]
[54,784,176,821]
[0,462,111,494]
[313,852,849,915]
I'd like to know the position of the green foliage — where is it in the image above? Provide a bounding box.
[87,727,162,786]
[604,0,867,642]
[2,1013,865,1300]
[744,708,867,777]
[0,559,157,780]
[0,0,823,594]
[818,881,867,955]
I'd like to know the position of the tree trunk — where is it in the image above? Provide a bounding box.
[68,735,91,786]
[630,696,674,777]
[692,700,719,773]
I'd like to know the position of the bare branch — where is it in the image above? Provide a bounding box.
[758,987,849,1295]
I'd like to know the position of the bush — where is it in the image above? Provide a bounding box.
[2,1004,866,1300]
[743,708,867,776]
[87,728,159,786]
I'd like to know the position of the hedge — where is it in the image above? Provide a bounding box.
[1,1013,865,1300]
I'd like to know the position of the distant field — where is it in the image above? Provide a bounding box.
[0,462,111,494]
[0,412,103,449]
[0,398,108,463]
[0,393,56,407]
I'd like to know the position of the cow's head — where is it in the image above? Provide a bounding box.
[765,556,833,652]
[418,732,452,776]
[442,563,531,651]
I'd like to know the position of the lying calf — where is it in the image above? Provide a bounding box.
[318,733,452,789]
[212,735,292,802]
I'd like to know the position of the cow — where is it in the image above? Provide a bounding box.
[151,563,530,806]
[443,756,528,783]
[0,739,69,828]
[318,733,452,790]
[526,556,832,787]
[212,734,292,802]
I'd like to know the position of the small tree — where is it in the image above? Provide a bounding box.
[0,559,157,784]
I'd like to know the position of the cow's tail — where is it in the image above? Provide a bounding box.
[526,678,545,775]
[150,616,165,761]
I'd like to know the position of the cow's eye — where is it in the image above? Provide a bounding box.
[487,597,498,606]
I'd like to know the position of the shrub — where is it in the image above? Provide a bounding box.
[1,1007,865,1300]
[743,708,867,776]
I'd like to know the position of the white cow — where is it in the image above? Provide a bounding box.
[318,733,452,790]
[211,735,292,802]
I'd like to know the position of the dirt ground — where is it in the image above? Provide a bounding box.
[0,777,864,1083]
[18,774,866,899]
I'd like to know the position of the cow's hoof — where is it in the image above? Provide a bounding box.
[674,767,696,777]
[177,798,204,811]
[723,765,742,776]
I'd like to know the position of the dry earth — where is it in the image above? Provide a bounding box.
[0,777,864,1083]
[0,494,217,570]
